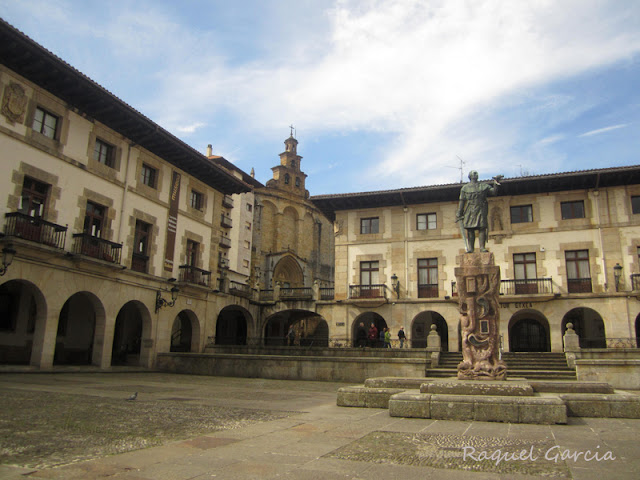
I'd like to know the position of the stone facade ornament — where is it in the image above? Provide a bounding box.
[1,82,28,124]
[455,252,507,380]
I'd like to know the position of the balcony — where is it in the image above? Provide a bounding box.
[567,278,592,294]
[219,236,232,248]
[179,265,211,287]
[320,287,334,300]
[349,284,386,299]
[229,280,252,298]
[130,253,149,273]
[218,257,229,269]
[4,212,67,249]
[418,285,438,298]
[72,233,122,264]
[500,278,553,296]
[220,215,233,228]
[631,274,640,291]
[222,195,234,208]
[259,289,274,301]
[280,287,313,300]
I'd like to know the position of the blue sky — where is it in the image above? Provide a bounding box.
[2,1,639,194]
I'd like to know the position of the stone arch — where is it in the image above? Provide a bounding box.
[170,310,201,352]
[111,300,151,366]
[411,311,448,350]
[215,305,253,345]
[562,307,606,348]
[352,312,387,348]
[55,291,106,366]
[508,309,550,352]
[273,255,304,287]
[264,309,328,346]
[0,279,47,365]
[278,206,299,252]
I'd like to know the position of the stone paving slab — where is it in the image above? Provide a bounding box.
[1,372,639,479]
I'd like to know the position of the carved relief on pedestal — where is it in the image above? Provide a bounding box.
[455,252,507,380]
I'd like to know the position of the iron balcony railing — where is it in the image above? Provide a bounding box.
[320,287,335,300]
[179,265,211,287]
[219,236,232,248]
[229,280,252,297]
[500,278,553,295]
[222,195,234,208]
[4,212,67,249]
[631,274,640,291]
[72,233,122,263]
[567,278,592,294]
[280,287,313,299]
[220,215,233,228]
[349,284,387,299]
[130,253,149,273]
[418,285,439,298]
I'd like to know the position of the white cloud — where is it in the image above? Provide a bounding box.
[578,124,629,137]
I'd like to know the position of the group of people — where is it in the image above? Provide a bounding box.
[356,322,406,348]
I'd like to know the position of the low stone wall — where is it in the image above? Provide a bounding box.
[156,352,426,383]
[575,359,640,389]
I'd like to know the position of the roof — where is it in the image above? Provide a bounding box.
[0,18,252,195]
[208,156,264,189]
[310,165,640,221]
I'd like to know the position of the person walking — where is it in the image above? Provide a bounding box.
[398,326,406,348]
[368,323,378,348]
[384,327,392,348]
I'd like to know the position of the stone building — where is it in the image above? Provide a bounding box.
[311,167,640,352]
[0,19,262,367]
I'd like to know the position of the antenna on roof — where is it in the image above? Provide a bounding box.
[446,155,466,183]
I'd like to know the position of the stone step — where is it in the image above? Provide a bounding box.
[425,368,577,380]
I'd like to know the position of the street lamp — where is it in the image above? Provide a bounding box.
[391,273,400,298]
[0,245,16,276]
[155,282,179,313]
[613,263,623,292]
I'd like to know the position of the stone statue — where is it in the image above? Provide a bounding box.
[456,171,502,253]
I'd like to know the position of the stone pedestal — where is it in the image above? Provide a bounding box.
[455,252,507,380]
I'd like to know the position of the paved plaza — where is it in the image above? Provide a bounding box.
[0,372,639,479]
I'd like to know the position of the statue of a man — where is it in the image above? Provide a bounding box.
[456,171,501,253]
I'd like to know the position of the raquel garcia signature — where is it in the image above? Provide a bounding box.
[462,445,616,466]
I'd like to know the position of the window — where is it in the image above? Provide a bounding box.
[418,258,438,298]
[360,217,379,234]
[561,200,585,220]
[246,203,253,212]
[245,221,252,230]
[359,261,379,298]
[32,107,58,139]
[565,250,591,293]
[284,174,290,184]
[19,177,49,217]
[295,177,301,187]
[131,220,151,273]
[514,253,538,294]
[632,196,640,214]
[94,138,115,167]
[190,190,203,210]
[186,240,199,267]
[243,240,251,249]
[242,259,250,268]
[83,201,105,237]
[510,205,533,224]
[140,163,157,188]
[417,213,436,230]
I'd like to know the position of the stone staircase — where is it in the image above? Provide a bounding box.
[426,352,576,380]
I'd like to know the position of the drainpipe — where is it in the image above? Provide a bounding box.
[117,142,134,245]
[400,192,409,296]
[593,174,608,290]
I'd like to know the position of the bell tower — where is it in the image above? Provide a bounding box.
[267,127,308,197]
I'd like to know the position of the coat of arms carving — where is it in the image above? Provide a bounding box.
[1,82,28,124]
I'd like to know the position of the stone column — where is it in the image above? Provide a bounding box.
[426,324,441,368]
[455,252,507,380]
[563,322,581,368]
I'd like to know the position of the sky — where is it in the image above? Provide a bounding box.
[1,0,639,195]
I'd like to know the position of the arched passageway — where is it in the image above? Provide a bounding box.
[352,312,387,348]
[170,310,200,352]
[411,311,448,350]
[562,307,606,348]
[508,311,551,352]
[111,301,145,365]
[54,292,103,365]
[215,306,251,345]
[264,309,328,346]
[0,280,46,365]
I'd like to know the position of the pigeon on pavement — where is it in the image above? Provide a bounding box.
[127,392,138,401]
